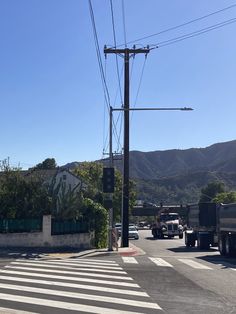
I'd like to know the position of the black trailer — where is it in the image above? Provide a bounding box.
[185,203,218,250]
[218,203,236,257]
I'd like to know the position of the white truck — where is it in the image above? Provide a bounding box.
[152,212,183,239]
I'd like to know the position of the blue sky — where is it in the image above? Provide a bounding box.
[1,0,236,169]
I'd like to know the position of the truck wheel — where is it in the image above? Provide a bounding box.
[225,235,235,257]
[218,235,226,256]
[185,233,191,247]
[190,239,196,247]
[198,233,210,250]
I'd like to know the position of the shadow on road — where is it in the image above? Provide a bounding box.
[168,246,219,253]
[0,247,85,260]
[145,236,167,241]
[196,254,236,269]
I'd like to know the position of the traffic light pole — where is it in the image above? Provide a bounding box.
[108,106,113,251]
[104,47,150,247]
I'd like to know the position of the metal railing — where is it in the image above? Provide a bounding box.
[51,219,89,235]
[0,218,42,233]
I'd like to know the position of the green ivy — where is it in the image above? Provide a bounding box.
[82,198,108,248]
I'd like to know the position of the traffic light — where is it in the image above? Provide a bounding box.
[103,167,115,193]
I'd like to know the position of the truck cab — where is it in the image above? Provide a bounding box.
[160,213,183,239]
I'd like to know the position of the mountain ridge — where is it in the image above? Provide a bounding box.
[64,139,236,203]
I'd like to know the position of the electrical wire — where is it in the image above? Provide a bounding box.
[88,0,111,111]
[122,0,127,47]
[150,17,236,50]
[114,3,236,48]
[110,0,123,105]
[132,56,147,117]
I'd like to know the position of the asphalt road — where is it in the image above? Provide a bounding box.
[125,229,236,313]
[0,231,236,313]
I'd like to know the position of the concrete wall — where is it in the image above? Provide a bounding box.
[0,215,93,249]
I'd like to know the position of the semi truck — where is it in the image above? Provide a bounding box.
[184,203,218,249]
[218,203,236,257]
[152,212,183,239]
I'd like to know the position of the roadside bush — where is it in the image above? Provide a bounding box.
[82,198,108,249]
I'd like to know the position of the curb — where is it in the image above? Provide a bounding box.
[39,243,145,260]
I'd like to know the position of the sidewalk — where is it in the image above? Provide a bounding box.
[43,242,145,260]
[0,242,145,260]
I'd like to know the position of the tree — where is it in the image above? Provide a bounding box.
[34,158,57,170]
[213,191,236,204]
[199,182,225,203]
[73,161,136,222]
[0,166,52,218]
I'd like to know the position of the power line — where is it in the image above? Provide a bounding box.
[122,0,127,47]
[150,17,236,49]
[114,3,236,48]
[88,0,111,110]
[109,0,123,105]
[131,56,148,121]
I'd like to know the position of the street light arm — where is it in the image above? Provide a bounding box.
[112,107,194,112]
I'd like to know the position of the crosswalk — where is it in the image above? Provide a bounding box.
[0,255,236,313]
[121,256,236,271]
[0,257,162,313]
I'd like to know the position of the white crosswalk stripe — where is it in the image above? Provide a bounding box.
[0,283,160,310]
[16,259,123,270]
[122,257,138,264]
[5,265,132,280]
[0,258,162,313]
[149,257,173,267]
[11,261,126,274]
[178,259,213,269]
[0,307,39,314]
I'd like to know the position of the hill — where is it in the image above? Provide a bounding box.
[64,140,236,204]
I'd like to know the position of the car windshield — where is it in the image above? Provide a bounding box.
[129,227,136,231]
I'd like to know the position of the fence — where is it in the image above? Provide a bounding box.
[51,219,89,235]
[0,218,42,233]
[0,215,93,248]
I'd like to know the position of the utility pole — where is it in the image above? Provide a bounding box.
[104,46,150,247]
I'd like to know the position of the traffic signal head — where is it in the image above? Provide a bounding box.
[103,167,115,193]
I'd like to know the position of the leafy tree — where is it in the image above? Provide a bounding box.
[73,161,136,222]
[213,191,236,204]
[34,158,57,170]
[199,182,225,202]
[0,167,51,218]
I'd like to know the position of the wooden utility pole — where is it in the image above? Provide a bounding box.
[104,46,150,247]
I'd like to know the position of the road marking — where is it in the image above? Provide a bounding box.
[0,275,148,296]
[74,258,117,263]
[11,261,127,274]
[5,265,132,281]
[178,259,213,269]
[0,283,161,310]
[0,270,139,287]
[45,259,120,267]
[0,293,149,314]
[17,259,122,270]
[149,257,173,267]
[0,307,39,314]
[122,257,138,264]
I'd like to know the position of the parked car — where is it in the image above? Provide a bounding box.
[128,226,139,240]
